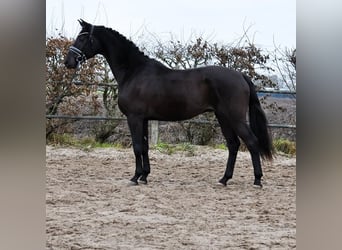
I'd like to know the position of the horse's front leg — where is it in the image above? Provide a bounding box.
[139,119,150,184]
[127,116,144,184]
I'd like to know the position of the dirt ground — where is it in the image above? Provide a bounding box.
[46,145,296,250]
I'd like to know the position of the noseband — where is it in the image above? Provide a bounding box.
[69,25,94,67]
[69,45,87,64]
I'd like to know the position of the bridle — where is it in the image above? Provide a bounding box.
[68,25,95,68]
[69,44,87,66]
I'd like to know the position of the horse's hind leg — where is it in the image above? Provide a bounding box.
[216,114,240,186]
[233,122,263,187]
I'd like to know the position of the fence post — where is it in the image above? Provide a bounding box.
[150,120,159,145]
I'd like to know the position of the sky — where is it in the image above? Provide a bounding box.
[46,0,296,49]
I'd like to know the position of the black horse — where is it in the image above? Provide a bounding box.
[64,20,273,187]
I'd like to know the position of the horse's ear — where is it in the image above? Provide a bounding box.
[78,19,84,26]
[78,19,88,27]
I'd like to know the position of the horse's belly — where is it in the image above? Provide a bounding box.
[147,99,213,121]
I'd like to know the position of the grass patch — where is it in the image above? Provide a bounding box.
[153,141,172,154]
[153,141,195,156]
[273,138,296,155]
[47,133,125,149]
[175,143,195,156]
[213,143,227,150]
[48,133,78,146]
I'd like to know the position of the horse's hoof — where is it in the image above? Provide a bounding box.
[129,177,139,185]
[253,179,263,188]
[138,175,148,184]
[138,179,148,185]
[216,182,226,188]
[218,178,227,186]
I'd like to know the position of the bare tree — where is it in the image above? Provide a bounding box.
[272,44,296,92]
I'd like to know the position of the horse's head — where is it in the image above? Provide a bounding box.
[64,19,100,69]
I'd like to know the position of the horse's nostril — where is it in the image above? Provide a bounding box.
[64,60,71,68]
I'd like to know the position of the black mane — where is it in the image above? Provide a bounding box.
[97,26,151,64]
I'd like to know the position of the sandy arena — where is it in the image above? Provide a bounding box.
[46,145,296,249]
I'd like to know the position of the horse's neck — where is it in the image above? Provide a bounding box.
[98,31,147,85]
[103,53,127,84]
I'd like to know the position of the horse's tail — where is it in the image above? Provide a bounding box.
[243,74,273,160]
